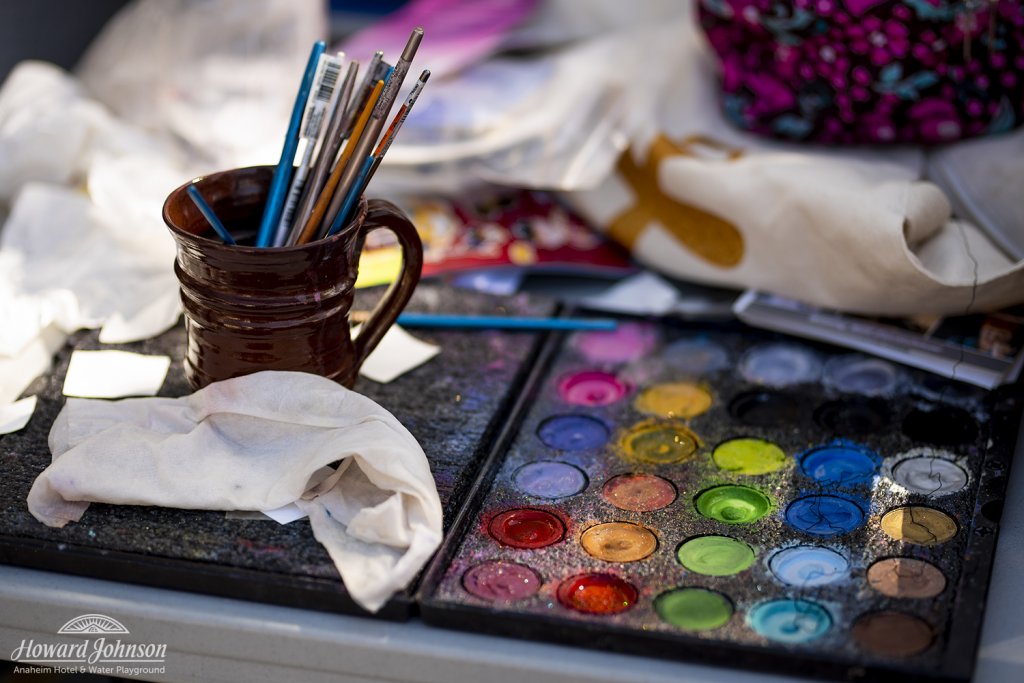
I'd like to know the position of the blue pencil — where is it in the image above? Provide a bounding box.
[256,40,326,247]
[394,313,618,331]
[186,185,236,245]
[326,154,374,237]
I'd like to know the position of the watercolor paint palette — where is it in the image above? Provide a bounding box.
[419,319,1020,682]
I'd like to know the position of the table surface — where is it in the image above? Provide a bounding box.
[1,281,1021,683]
[1,421,1022,683]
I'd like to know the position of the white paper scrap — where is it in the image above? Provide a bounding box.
[581,271,680,315]
[0,290,76,357]
[62,350,171,398]
[224,511,274,521]
[358,325,441,384]
[260,503,309,525]
[99,288,182,344]
[0,396,37,434]
[0,324,66,405]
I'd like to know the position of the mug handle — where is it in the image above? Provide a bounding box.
[351,198,424,368]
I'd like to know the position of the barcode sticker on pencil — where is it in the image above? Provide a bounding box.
[301,53,344,140]
[316,58,341,102]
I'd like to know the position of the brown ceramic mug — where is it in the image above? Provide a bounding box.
[162,165,423,390]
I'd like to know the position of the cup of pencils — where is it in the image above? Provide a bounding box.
[162,30,429,390]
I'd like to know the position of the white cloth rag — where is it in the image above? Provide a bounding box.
[27,371,443,613]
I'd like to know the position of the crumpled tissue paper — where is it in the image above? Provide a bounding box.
[0,62,190,408]
[0,0,326,421]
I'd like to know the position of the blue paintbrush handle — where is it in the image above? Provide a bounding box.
[256,40,325,247]
[326,154,374,238]
[395,314,618,331]
[186,185,236,245]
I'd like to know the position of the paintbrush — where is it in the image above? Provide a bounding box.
[255,40,325,247]
[319,28,423,241]
[324,69,431,239]
[368,69,430,180]
[270,51,345,247]
[186,185,235,245]
[341,51,383,139]
[288,59,359,244]
[348,312,619,331]
[292,79,384,246]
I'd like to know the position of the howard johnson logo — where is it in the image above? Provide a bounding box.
[10,614,167,677]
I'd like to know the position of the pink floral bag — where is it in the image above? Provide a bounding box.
[698,0,1024,144]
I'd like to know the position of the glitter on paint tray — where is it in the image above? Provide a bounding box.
[420,319,1013,683]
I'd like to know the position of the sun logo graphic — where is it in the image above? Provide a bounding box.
[57,614,130,635]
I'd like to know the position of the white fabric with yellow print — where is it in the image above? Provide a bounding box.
[568,17,1024,316]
